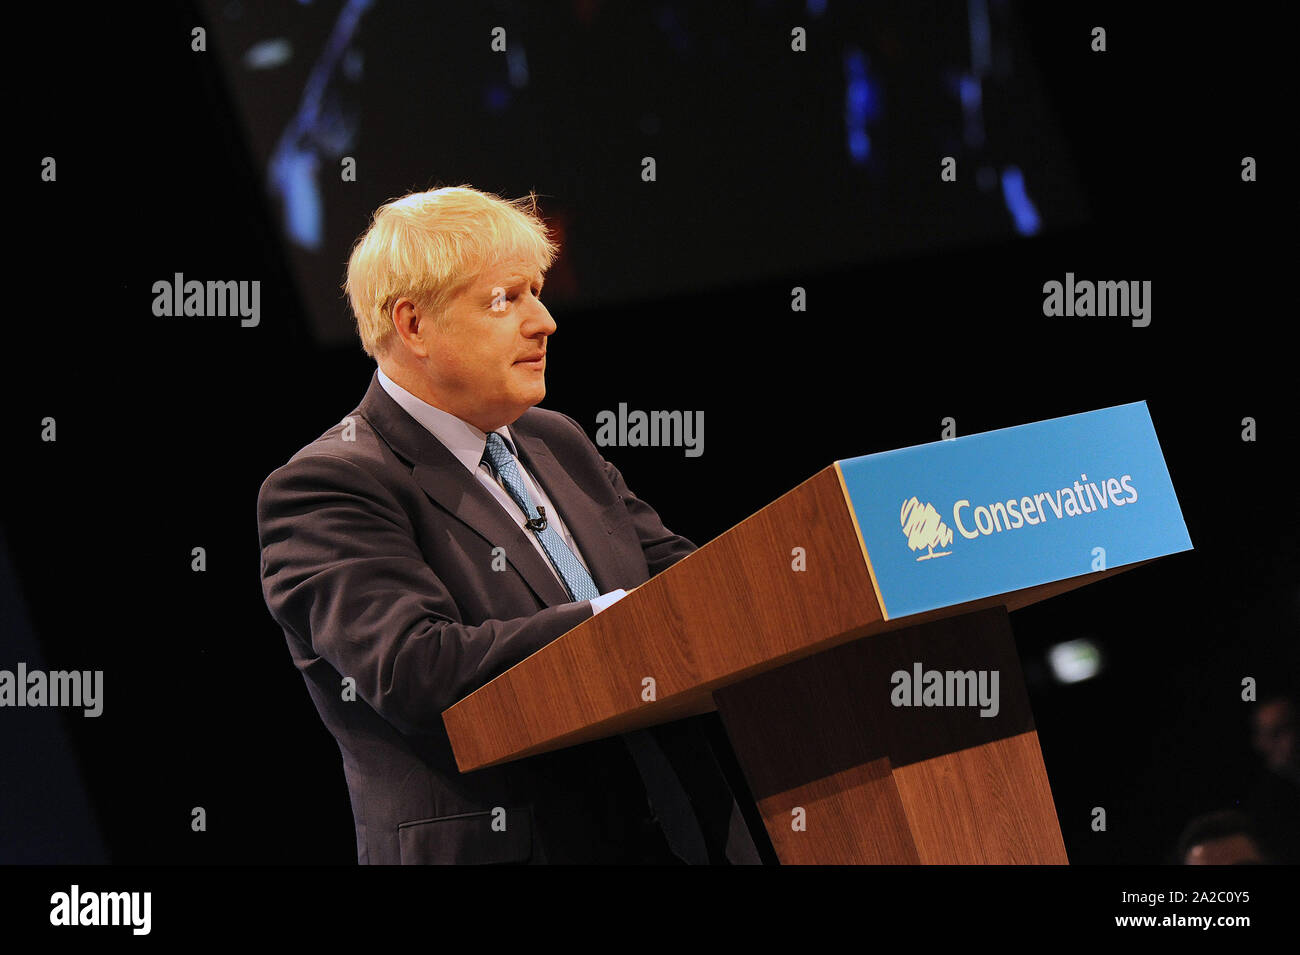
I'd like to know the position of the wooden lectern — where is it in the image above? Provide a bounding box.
[442,457,1171,864]
[441,462,1164,867]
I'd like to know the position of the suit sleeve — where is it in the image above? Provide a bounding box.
[556,412,698,578]
[257,452,595,736]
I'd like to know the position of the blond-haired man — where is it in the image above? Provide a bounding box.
[257,186,760,864]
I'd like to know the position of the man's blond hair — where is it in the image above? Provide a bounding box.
[344,185,559,358]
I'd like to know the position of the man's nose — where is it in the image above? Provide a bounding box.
[525,299,557,336]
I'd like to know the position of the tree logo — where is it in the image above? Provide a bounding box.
[899,497,954,561]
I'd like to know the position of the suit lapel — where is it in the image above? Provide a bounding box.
[357,372,628,605]
[357,372,572,607]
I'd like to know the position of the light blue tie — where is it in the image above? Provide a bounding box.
[480,431,711,863]
[481,432,599,602]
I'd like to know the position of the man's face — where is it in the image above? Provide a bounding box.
[1184,835,1265,865]
[421,258,554,431]
[1251,700,1297,774]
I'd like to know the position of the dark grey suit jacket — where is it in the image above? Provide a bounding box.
[257,371,751,863]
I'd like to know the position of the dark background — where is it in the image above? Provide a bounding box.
[2,0,1295,868]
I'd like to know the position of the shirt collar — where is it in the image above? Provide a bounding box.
[375,366,517,472]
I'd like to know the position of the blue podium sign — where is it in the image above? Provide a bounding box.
[834,402,1192,620]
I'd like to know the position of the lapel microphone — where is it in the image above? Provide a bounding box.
[525,506,548,532]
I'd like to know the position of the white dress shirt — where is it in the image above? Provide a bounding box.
[376,367,626,614]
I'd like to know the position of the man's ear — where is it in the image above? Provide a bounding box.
[391,297,430,358]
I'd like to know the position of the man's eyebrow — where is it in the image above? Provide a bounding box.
[483,272,544,297]
[495,273,544,287]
